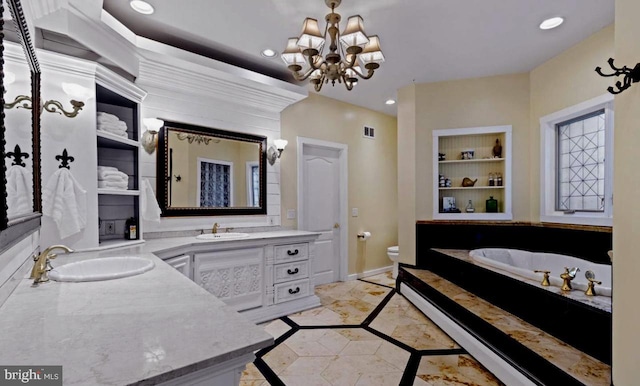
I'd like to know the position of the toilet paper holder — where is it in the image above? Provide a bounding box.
[357,232,372,240]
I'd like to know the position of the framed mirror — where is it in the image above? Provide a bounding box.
[157,121,267,216]
[1,0,42,248]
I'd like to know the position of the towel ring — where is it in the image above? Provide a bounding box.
[55,148,75,169]
[5,144,29,167]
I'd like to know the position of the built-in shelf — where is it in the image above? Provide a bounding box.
[439,158,504,164]
[97,131,139,149]
[433,125,512,221]
[98,189,140,196]
[439,186,504,190]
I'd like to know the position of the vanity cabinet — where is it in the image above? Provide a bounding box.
[165,254,192,280]
[194,248,264,312]
[432,125,512,220]
[160,233,320,323]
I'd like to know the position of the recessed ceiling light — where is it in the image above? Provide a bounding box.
[261,49,278,58]
[130,0,154,15]
[385,99,396,105]
[539,17,564,30]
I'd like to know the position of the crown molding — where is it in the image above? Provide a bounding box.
[27,0,140,77]
[96,65,147,103]
[137,59,307,113]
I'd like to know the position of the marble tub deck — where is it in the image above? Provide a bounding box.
[433,248,612,313]
[404,267,611,386]
[241,272,504,386]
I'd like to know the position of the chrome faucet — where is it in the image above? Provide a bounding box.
[30,245,74,285]
[212,222,220,234]
[560,267,580,291]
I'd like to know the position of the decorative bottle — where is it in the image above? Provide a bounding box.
[125,217,138,240]
[488,172,495,186]
[486,196,498,213]
[465,200,475,213]
[496,172,503,186]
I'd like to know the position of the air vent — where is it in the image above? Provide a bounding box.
[363,126,375,139]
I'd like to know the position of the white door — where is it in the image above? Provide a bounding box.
[299,140,346,285]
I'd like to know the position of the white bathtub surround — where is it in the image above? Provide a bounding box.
[469,248,612,296]
[42,167,87,239]
[0,246,272,385]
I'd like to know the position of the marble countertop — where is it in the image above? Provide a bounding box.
[0,232,323,385]
[432,248,611,313]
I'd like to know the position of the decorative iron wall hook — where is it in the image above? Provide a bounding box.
[55,148,74,169]
[595,58,640,95]
[5,144,29,166]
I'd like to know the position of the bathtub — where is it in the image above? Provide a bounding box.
[469,248,612,297]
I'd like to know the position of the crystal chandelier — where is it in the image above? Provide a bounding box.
[281,0,385,92]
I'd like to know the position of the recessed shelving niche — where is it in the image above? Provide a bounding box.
[433,125,512,220]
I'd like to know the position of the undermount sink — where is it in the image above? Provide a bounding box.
[49,257,155,282]
[196,232,251,240]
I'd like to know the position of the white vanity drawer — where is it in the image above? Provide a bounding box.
[274,279,310,304]
[274,261,309,284]
[274,243,308,263]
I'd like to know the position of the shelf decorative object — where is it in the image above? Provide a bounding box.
[486,196,498,213]
[461,177,477,187]
[492,139,502,158]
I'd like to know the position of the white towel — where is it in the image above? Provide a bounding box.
[142,179,162,222]
[98,180,129,190]
[98,121,127,131]
[96,112,119,123]
[43,168,87,239]
[6,165,33,220]
[98,169,128,181]
[97,166,118,172]
[97,128,128,138]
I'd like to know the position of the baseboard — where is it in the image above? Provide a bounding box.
[346,265,392,281]
[401,283,536,386]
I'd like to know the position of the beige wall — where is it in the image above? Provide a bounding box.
[613,0,640,382]
[281,93,398,275]
[397,85,417,265]
[530,25,614,221]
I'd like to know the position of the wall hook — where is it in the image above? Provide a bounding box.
[595,58,640,94]
[55,149,75,169]
[174,175,182,182]
[5,144,29,167]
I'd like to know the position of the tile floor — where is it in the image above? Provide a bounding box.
[240,272,504,386]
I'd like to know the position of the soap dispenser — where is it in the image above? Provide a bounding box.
[125,217,138,240]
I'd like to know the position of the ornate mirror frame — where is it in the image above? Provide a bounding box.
[157,120,268,217]
[0,0,42,250]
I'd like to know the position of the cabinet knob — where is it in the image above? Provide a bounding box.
[334,223,340,229]
[288,287,300,295]
[287,249,299,256]
[287,268,299,275]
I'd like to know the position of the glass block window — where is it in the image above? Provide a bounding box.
[556,109,606,212]
[251,165,260,207]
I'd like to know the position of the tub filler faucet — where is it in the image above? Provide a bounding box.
[560,267,580,291]
[212,222,220,234]
[30,245,74,285]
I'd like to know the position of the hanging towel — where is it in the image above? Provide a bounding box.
[6,165,33,220]
[142,179,161,222]
[43,168,87,239]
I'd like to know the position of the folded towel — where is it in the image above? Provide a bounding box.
[98,170,129,181]
[97,166,118,172]
[43,168,87,239]
[6,165,33,220]
[98,121,127,131]
[100,175,128,183]
[97,127,128,138]
[98,180,129,189]
[142,179,161,222]
[97,112,119,123]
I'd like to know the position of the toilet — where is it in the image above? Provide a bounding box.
[387,245,399,279]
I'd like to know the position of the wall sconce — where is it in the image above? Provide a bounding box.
[267,139,288,165]
[142,118,164,154]
[4,80,89,118]
[596,58,640,94]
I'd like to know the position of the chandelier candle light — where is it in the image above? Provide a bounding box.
[281,0,385,91]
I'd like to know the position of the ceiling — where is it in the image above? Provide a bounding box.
[102,0,614,116]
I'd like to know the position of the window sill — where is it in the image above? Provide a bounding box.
[540,214,612,227]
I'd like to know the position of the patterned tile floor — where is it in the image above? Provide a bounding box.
[240,272,503,386]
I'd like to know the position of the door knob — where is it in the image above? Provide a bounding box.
[334,223,340,229]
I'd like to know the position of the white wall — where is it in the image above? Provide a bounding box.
[135,50,307,233]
